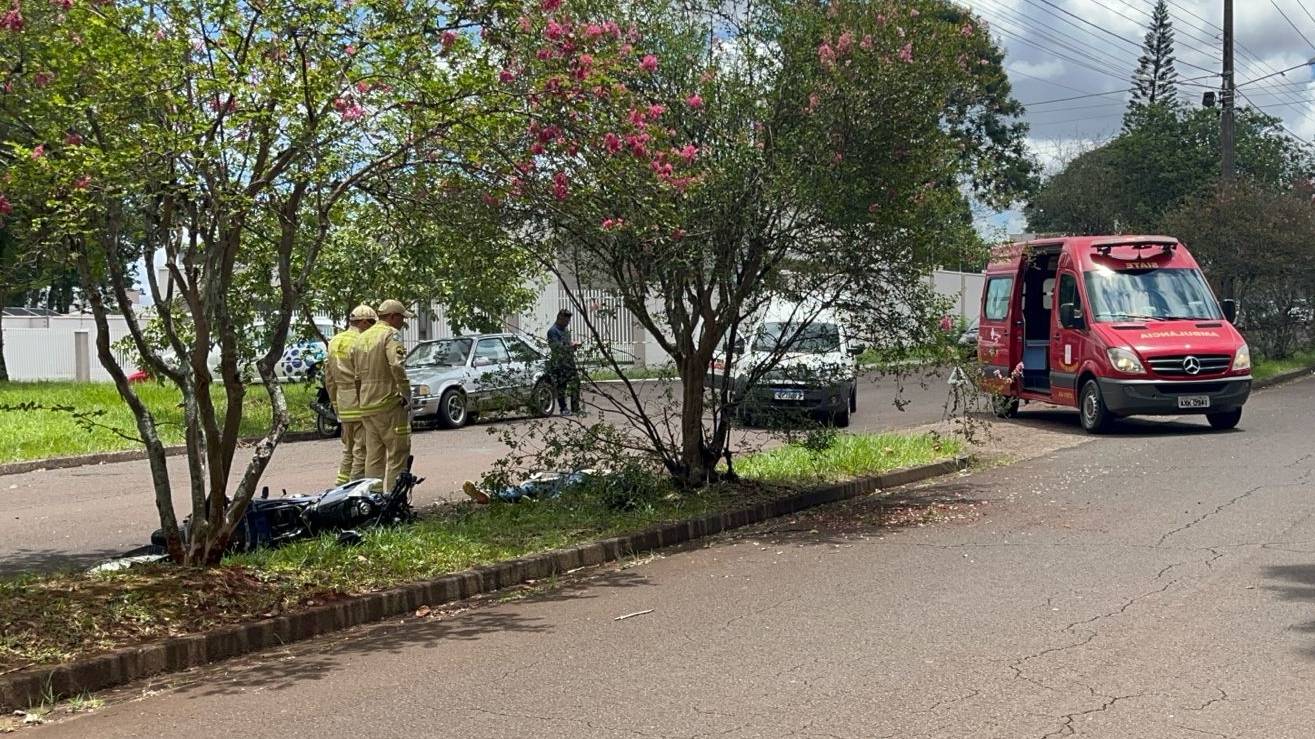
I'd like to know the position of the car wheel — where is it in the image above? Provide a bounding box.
[438,388,468,430]
[530,380,556,417]
[991,394,1020,419]
[832,409,851,428]
[1079,380,1112,434]
[1206,408,1242,430]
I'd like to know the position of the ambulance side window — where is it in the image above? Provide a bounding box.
[984,277,1013,321]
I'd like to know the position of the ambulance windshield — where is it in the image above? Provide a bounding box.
[1083,266,1223,322]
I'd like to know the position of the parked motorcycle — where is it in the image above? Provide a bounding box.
[147,457,423,555]
[310,372,341,438]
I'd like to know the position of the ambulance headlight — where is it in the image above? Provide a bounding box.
[1106,347,1146,375]
[1232,343,1251,372]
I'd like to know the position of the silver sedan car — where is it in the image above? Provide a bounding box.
[405,333,558,429]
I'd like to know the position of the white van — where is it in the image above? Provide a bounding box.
[712,303,863,426]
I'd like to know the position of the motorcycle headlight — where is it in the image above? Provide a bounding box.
[1106,347,1146,375]
[1232,343,1251,372]
[353,498,373,517]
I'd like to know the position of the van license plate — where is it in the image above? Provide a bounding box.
[1177,395,1210,409]
[774,390,805,401]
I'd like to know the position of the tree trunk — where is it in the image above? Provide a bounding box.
[677,353,718,486]
[0,292,9,382]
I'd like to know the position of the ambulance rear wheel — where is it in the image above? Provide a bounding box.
[991,395,1019,419]
[1207,408,1242,430]
[1079,380,1112,434]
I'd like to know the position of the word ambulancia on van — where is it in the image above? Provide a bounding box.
[978,235,1251,433]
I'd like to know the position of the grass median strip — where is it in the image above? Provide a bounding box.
[1254,347,1315,383]
[0,431,958,672]
[0,381,317,464]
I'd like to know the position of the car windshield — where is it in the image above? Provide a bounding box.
[407,338,473,367]
[1084,267,1223,322]
[752,322,841,354]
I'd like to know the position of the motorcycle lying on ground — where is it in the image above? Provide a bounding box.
[92,458,424,572]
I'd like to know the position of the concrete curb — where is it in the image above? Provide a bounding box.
[0,455,969,711]
[1253,366,1315,390]
[0,431,325,478]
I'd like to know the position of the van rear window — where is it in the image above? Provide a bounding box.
[984,277,1013,321]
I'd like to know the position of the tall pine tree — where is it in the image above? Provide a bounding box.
[1126,0,1180,123]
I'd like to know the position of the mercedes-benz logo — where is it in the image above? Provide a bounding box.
[1183,355,1202,375]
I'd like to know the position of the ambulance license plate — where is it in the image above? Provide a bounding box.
[1177,395,1210,409]
[773,389,805,401]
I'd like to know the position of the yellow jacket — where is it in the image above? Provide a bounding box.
[349,322,410,417]
[324,327,362,419]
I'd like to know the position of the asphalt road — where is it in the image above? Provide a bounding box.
[23,375,1315,738]
[0,371,956,574]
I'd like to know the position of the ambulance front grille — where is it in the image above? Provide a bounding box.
[1147,354,1231,376]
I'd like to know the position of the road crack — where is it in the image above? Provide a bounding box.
[1040,692,1143,738]
[1156,484,1266,547]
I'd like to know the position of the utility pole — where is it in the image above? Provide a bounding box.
[1221,0,1235,182]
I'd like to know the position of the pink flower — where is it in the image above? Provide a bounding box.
[441,30,457,51]
[619,43,633,56]
[333,97,365,121]
[530,142,546,155]
[898,42,913,63]
[647,103,665,118]
[34,71,53,87]
[518,15,532,32]
[601,217,616,230]
[0,193,12,215]
[604,20,621,37]
[961,23,975,38]
[552,171,569,200]
[73,174,91,190]
[860,34,873,50]
[832,151,844,164]
[545,20,564,40]
[876,13,886,26]
[627,107,646,126]
[153,27,166,41]
[345,43,357,56]
[805,93,819,113]
[678,144,698,162]
[540,0,561,11]
[603,132,622,154]
[31,144,45,159]
[482,192,502,207]
[574,53,593,77]
[584,23,604,38]
[1,7,23,31]
[499,68,516,84]
[671,228,685,241]
[686,94,703,109]
[639,54,658,72]
[51,0,74,10]
[64,131,82,146]
[867,203,879,214]
[837,31,853,54]
[818,42,836,68]
[355,81,372,93]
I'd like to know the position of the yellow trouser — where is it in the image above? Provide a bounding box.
[336,420,367,485]
[362,406,411,492]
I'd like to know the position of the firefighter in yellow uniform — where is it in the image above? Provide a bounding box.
[351,299,413,491]
[325,304,377,485]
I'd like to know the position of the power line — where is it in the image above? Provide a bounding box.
[1270,0,1315,54]
[978,12,1133,84]
[1005,66,1097,95]
[978,2,1137,79]
[1020,73,1217,107]
[1024,0,1217,76]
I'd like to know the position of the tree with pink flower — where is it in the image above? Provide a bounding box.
[474,0,1035,486]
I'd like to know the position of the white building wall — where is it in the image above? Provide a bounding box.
[2,314,133,381]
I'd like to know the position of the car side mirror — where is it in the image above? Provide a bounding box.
[1222,299,1237,324]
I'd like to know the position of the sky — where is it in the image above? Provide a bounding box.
[964,0,1315,236]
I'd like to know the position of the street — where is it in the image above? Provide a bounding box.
[23,375,1315,737]
[0,371,954,574]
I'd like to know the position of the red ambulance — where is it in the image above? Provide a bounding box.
[978,235,1251,433]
